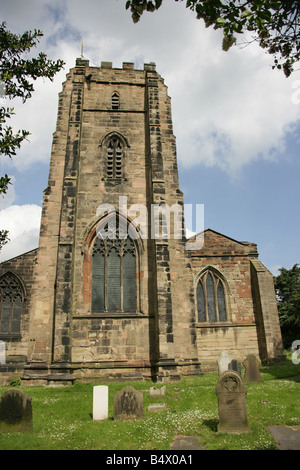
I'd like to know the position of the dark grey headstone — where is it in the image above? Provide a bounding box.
[114,386,144,420]
[229,359,242,376]
[243,354,263,383]
[0,389,33,432]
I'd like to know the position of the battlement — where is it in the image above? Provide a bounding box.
[75,57,156,72]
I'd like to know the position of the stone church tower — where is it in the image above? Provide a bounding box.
[0,59,284,385]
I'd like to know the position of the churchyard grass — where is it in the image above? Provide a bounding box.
[0,355,299,450]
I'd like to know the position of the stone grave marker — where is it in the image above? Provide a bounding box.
[147,403,167,412]
[114,386,144,420]
[243,354,263,383]
[216,370,250,434]
[218,350,232,375]
[228,359,242,376]
[0,341,5,365]
[149,386,166,397]
[0,389,33,432]
[93,385,108,421]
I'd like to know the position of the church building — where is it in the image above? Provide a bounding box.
[0,59,284,385]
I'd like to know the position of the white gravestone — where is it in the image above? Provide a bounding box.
[218,350,232,375]
[93,385,108,421]
[0,341,5,365]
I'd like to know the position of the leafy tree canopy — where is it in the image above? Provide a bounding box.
[274,264,300,348]
[126,0,300,77]
[0,21,64,249]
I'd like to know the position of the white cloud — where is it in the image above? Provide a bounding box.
[269,265,282,277]
[1,0,299,265]
[0,205,41,262]
[166,36,300,177]
[0,176,16,209]
[2,0,300,178]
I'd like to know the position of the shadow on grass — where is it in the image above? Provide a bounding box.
[202,418,218,433]
[261,356,300,382]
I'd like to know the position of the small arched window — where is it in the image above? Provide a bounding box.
[107,136,123,179]
[111,92,120,110]
[196,268,229,323]
[91,221,137,313]
[0,272,25,337]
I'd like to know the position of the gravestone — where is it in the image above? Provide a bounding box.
[93,385,108,421]
[147,403,167,412]
[114,386,144,420]
[0,389,32,432]
[243,354,263,383]
[0,341,5,365]
[171,436,202,450]
[218,350,232,375]
[149,386,166,397]
[216,370,250,434]
[228,359,242,377]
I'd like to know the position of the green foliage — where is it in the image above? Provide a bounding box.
[9,377,21,387]
[274,264,300,348]
[0,22,64,102]
[0,21,64,249]
[125,1,300,77]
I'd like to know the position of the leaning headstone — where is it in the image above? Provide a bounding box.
[114,386,144,420]
[216,370,250,434]
[218,350,232,375]
[243,354,263,383]
[149,386,166,397]
[228,359,242,377]
[93,385,108,421]
[0,389,33,432]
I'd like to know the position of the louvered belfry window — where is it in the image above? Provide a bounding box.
[91,224,137,313]
[196,269,228,323]
[111,92,120,110]
[0,273,24,337]
[107,136,123,179]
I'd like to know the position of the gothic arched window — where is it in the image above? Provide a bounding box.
[107,136,123,179]
[0,272,25,337]
[91,223,137,313]
[196,268,229,323]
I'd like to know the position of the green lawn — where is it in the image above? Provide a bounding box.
[0,356,299,450]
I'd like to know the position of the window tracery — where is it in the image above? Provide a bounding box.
[91,222,137,313]
[196,268,228,323]
[0,272,24,337]
[107,136,123,179]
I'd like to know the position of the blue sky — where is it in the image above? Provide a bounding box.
[0,0,299,275]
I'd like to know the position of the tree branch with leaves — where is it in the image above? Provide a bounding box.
[126,0,300,77]
[0,22,64,249]
[274,264,300,348]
